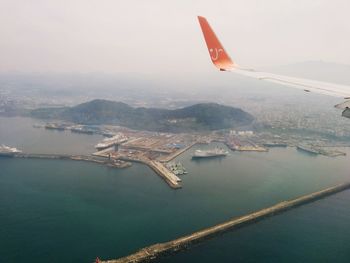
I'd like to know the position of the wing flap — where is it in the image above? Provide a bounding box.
[197,15,350,118]
[232,68,350,98]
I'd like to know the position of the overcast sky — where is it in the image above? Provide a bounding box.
[1,0,350,74]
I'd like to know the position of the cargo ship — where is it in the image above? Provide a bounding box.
[70,126,94,135]
[297,144,319,155]
[45,123,66,131]
[263,142,288,148]
[192,148,229,159]
[95,133,128,150]
[0,145,22,157]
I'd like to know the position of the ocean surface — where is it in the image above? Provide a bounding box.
[1,117,350,263]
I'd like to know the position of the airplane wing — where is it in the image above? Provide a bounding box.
[197,16,350,118]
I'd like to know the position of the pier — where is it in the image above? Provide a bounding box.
[13,151,180,189]
[119,156,182,189]
[13,153,131,169]
[160,142,198,162]
[225,138,268,152]
[101,182,350,263]
[145,159,182,189]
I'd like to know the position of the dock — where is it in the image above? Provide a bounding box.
[225,138,268,152]
[296,145,347,157]
[159,142,198,162]
[146,160,182,189]
[101,182,350,263]
[12,153,131,169]
[14,151,181,189]
[16,153,74,160]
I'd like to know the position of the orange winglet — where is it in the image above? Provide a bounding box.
[197,16,235,71]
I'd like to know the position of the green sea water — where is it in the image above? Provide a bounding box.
[1,117,350,262]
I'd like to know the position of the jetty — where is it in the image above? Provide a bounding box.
[146,160,182,189]
[160,142,198,162]
[12,153,131,169]
[101,182,350,263]
[12,151,180,189]
[119,156,182,189]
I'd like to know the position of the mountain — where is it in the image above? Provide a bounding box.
[31,99,254,132]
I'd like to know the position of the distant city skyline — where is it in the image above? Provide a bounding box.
[1,0,350,74]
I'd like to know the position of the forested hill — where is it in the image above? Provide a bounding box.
[31,99,254,132]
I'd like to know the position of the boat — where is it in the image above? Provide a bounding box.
[70,126,94,134]
[45,123,66,131]
[263,142,287,148]
[95,133,128,150]
[102,132,116,138]
[297,145,319,155]
[192,148,229,158]
[0,145,22,157]
[166,162,187,175]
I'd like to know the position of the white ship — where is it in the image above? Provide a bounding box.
[192,148,228,159]
[95,133,128,150]
[0,145,22,157]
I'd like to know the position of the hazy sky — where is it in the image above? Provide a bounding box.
[1,0,350,74]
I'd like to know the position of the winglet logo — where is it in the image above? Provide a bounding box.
[198,16,234,70]
[209,48,223,61]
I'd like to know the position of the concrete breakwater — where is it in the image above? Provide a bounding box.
[119,156,182,189]
[14,153,179,188]
[159,142,198,163]
[16,153,73,160]
[145,160,182,189]
[101,182,350,263]
[13,153,131,168]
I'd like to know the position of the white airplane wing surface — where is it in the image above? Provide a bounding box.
[197,16,350,117]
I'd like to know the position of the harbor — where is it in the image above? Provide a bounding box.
[1,124,348,192]
[1,117,350,262]
[1,141,188,190]
[2,135,347,190]
[100,182,350,263]
[2,127,347,191]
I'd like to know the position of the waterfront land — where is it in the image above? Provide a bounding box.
[7,117,348,189]
[1,69,350,261]
[1,116,350,263]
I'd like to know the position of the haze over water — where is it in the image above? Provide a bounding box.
[1,117,350,262]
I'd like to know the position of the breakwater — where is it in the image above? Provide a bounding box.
[101,182,350,263]
[13,152,180,188]
[160,142,198,162]
[13,153,131,168]
[119,156,182,189]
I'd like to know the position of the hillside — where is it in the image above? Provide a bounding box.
[31,99,254,132]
